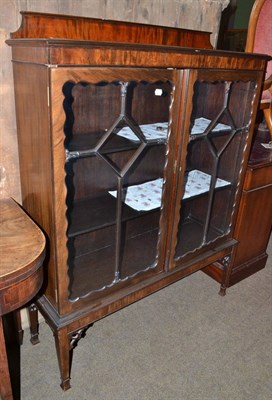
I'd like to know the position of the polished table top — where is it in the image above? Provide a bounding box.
[0,198,45,294]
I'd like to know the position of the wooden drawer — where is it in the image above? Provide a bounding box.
[243,163,272,190]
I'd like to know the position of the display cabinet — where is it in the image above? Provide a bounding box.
[7,12,270,390]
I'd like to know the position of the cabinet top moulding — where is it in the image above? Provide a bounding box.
[9,11,212,49]
[6,12,271,68]
[6,42,270,70]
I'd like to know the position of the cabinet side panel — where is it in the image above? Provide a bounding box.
[233,184,272,267]
[50,68,72,314]
[12,62,57,307]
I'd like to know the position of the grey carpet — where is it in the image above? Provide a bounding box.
[20,238,272,400]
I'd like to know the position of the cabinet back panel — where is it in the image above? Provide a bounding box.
[64,80,172,136]
[191,80,256,128]
[70,82,121,134]
[189,134,247,183]
[130,81,172,124]
[188,189,233,232]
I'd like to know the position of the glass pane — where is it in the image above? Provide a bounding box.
[175,79,255,260]
[63,79,173,300]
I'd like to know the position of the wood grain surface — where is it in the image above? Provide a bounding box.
[0,198,45,287]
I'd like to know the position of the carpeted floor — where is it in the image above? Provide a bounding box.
[15,237,272,400]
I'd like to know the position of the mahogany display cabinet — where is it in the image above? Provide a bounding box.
[7,12,270,390]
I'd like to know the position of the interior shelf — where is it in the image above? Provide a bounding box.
[175,217,223,257]
[115,122,168,142]
[109,169,229,209]
[67,193,149,237]
[67,169,230,238]
[69,227,159,299]
[67,130,139,154]
[189,117,232,139]
[66,118,234,159]
[66,122,168,158]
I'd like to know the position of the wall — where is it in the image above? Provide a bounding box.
[0,0,229,202]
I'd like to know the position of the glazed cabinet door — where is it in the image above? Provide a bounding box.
[50,67,176,304]
[167,69,259,270]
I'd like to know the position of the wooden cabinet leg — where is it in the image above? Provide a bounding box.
[217,250,236,296]
[0,316,13,400]
[219,285,227,296]
[54,328,72,391]
[28,304,40,345]
[53,325,91,391]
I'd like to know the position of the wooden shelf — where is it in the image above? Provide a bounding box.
[67,131,140,154]
[70,213,225,298]
[189,117,233,140]
[66,118,237,160]
[67,193,159,237]
[175,217,223,257]
[67,118,235,155]
[69,228,159,299]
[66,124,168,159]
[68,170,230,238]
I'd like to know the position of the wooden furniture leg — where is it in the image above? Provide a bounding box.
[0,316,14,400]
[28,304,40,345]
[13,310,24,345]
[217,249,236,296]
[218,253,232,296]
[54,328,72,391]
